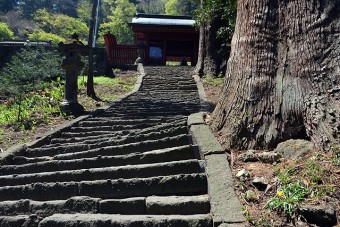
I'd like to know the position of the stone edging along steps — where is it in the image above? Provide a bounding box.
[0,64,245,227]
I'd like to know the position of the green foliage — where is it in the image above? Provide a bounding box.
[33,9,89,41]
[77,0,93,24]
[0,47,63,112]
[165,0,199,16]
[165,0,179,15]
[16,0,79,19]
[195,0,237,43]
[28,30,65,44]
[0,81,64,130]
[99,0,136,44]
[0,22,15,40]
[137,0,167,14]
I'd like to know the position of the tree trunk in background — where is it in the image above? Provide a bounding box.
[87,0,97,97]
[194,0,205,77]
[210,0,340,151]
[194,0,221,78]
[202,16,222,78]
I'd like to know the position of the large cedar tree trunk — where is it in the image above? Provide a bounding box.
[210,0,340,151]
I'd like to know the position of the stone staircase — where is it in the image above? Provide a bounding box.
[0,66,218,226]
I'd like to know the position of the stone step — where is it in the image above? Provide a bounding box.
[89,115,184,120]
[0,173,207,201]
[25,134,189,158]
[1,145,196,174]
[52,134,190,161]
[60,130,125,138]
[38,213,212,227]
[77,118,165,127]
[0,195,210,216]
[0,159,204,186]
[0,214,212,227]
[0,215,40,227]
[68,123,157,132]
[99,111,196,117]
[48,126,188,148]
[59,119,187,138]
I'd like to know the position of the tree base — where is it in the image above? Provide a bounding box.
[60,100,84,115]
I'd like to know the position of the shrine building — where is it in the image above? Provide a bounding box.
[129,13,199,66]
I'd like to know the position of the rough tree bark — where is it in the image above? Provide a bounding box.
[194,0,221,78]
[194,0,206,76]
[194,18,206,76]
[202,16,222,78]
[210,0,340,151]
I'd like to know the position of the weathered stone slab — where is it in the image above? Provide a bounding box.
[188,112,207,126]
[39,213,213,227]
[205,154,246,226]
[190,124,224,155]
[146,195,210,215]
[99,197,146,214]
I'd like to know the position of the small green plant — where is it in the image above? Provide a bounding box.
[265,181,308,220]
[0,128,5,144]
[265,166,308,220]
[303,159,324,184]
[331,145,340,166]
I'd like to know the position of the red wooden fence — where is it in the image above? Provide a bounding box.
[104,33,141,65]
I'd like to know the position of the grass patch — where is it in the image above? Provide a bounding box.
[264,154,338,221]
[202,77,224,87]
[78,75,137,103]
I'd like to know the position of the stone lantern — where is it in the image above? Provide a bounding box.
[58,33,88,115]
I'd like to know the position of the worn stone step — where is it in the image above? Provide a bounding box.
[68,123,157,132]
[1,145,197,174]
[0,195,210,216]
[49,126,188,147]
[0,173,207,201]
[52,134,190,160]
[59,119,187,138]
[26,133,189,158]
[99,111,195,118]
[0,159,204,186]
[77,118,165,127]
[60,130,126,138]
[38,213,212,227]
[145,195,210,215]
[0,215,39,227]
